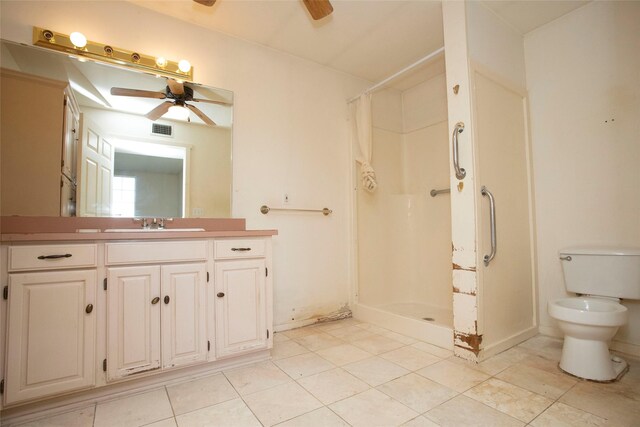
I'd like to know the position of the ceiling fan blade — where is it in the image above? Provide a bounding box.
[302,0,333,20]
[146,101,174,121]
[167,78,185,95]
[186,103,217,126]
[111,87,166,99]
[193,0,216,6]
[192,98,232,107]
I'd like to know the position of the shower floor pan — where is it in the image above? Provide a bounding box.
[352,301,453,350]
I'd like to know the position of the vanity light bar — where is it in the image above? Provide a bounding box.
[32,27,194,81]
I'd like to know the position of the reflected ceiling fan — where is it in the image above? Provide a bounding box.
[193,0,333,20]
[110,78,230,126]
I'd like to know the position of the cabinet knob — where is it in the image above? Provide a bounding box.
[85,304,93,314]
[164,295,170,304]
[151,297,160,305]
[217,292,225,298]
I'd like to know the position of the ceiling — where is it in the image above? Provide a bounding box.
[133,0,589,87]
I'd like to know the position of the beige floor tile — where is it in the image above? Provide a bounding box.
[380,346,441,371]
[530,402,606,427]
[282,326,318,339]
[402,415,441,427]
[559,380,640,426]
[411,341,454,358]
[273,332,291,343]
[15,406,95,427]
[94,388,174,427]
[314,318,363,332]
[351,334,405,354]
[243,381,323,427]
[354,323,389,334]
[343,356,410,386]
[293,332,345,351]
[464,378,553,423]
[144,418,177,427]
[298,368,369,405]
[496,362,576,399]
[377,373,458,413]
[425,395,524,427]
[175,398,261,427]
[166,373,239,415]
[329,389,419,427]
[325,325,376,341]
[224,360,291,396]
[315,343,372,366]
[381,331,418,345]
[449,346,531,376]
[417,359,490,392]
[271,340,309,360]
[274,352,335,378]
[517,335,563,361]
[275,407,349,427]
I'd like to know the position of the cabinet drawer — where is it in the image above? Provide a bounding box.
[105,240,208,265]
[214,239,266,259]
[9,244,97,271]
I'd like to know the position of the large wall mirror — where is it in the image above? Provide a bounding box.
[0,39,233,218]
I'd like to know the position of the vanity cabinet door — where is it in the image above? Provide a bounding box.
[214,259,267,358]
[161,263,208,369]
[107,266,161,380]
[5,270,96,405]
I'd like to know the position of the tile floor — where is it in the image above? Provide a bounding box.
[10,318,640,427]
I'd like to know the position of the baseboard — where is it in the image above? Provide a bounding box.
[479,325,539,361]
[1,350,271,426]
[352,303,453,350]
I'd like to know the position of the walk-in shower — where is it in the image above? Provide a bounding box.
[351,49,453,348]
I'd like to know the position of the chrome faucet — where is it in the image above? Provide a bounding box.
[158,218,173,229]
[134,217,173,229]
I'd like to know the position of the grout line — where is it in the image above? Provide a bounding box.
[163,386,176,418]
[92,403,97,427]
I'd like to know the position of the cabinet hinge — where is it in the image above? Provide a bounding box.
[207,340,211,351]
[267,329,270,339]
[0,379,4,394]
[207,272,210,282]
[103,359,107,372]
[265,267,268,277]
[103,278,107,291]
[3,285,7,300]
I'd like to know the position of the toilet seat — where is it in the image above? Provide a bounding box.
[549,297,627,327]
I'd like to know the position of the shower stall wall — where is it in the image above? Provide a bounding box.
[353,59,454,348]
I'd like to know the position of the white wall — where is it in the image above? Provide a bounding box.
[0,1,369,329]
[525,1,640,353]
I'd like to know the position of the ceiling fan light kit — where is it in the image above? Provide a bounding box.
[32,27,194,81]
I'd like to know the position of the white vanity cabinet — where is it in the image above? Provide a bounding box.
[4,245,98,405]
[214,239,271,358]
[1,234,274,412]
[105,241,208,381]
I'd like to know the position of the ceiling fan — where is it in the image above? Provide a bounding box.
[110,79,230,126]
[193,0,333,20]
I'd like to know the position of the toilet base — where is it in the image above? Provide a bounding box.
[559,336,628,381]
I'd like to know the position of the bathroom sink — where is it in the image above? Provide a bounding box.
[103,228,205,232]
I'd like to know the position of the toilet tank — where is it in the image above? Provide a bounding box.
[560,248,640,299]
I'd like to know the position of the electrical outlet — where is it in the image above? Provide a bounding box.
[283,193,290,204]
[192,207,203,216]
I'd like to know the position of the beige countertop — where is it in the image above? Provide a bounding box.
[1,229,278,242]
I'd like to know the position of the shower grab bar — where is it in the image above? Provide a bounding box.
[430,188,450,197]
[260,205,332,216]
[481,186,496,266]
[452,122,466,180]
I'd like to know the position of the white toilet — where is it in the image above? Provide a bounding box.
[548,247,640,381]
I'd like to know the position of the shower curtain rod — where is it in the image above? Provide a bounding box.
[347,46,445,103]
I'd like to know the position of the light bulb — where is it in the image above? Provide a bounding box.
[155,57,167,68]
[167,105,191,120]
[178,59,191,73]
[69,32,87,48]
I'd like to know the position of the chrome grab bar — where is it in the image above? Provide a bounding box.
[260,205,332,216]
[430,188,450,197]
[481,186,496,266]
[452,122,466,180]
